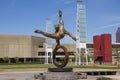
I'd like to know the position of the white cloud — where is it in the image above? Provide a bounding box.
[55,0,74,4]
[92,0,110,4]
[64,0,74,4]
[100,15,120,23]
[95,23,120,30]
[110,16,120,22]
[93,14,120,30]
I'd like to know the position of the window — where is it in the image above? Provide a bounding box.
[38,45,43,48]
[38,52,45,56]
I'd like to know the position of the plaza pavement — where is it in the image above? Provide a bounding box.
[0,69,119,80]
[0,70,99,80]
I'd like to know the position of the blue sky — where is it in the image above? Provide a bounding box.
[0,0,120,43]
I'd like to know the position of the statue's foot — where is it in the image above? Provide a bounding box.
[34,30,42,33]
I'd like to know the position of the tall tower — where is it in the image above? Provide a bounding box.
[116,27,120,43]
[45,18,53,64]
[76,0,88,65]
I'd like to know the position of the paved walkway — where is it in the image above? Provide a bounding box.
[0,71,99,80]
[0,71,45,80]
[0,70,118,80]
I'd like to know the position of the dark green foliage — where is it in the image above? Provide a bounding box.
[2,57,9,63]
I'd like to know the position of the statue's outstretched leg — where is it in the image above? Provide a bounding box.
[34,30,57,39]
[64,29,77,41]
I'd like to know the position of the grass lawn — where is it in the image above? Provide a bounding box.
[0,63,55,69]
[0,63,119,71]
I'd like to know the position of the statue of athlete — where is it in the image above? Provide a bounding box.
[34,10,77,45]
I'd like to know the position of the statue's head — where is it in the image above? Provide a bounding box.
[55,24,59,32]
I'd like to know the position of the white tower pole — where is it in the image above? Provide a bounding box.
[45,18,52,64]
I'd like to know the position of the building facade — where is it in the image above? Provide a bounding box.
[116,27,120,43]
[0,34,119,64]
[0,34,45,63]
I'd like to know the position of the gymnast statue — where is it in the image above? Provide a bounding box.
[34,10,77,45]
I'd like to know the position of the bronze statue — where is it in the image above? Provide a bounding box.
[34,10,77,45]
[34,10,77,68]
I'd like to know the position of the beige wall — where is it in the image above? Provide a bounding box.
[31,36,45,57]
[0,34,45,58]
[52,44,76,53]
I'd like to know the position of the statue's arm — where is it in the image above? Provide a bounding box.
[59,10,64,25]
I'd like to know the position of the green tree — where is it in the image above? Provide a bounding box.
[112,45,120,68]
[2,57,9,63]
[14,57,19,63]
[116,50,120,68]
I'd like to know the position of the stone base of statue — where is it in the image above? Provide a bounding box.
[34,71,78,80]
[48,68,73,72]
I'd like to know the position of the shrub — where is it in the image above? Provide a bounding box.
[14,57,19,63]
[2,57,9,63]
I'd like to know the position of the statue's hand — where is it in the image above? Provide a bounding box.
[34,30,41,33]
[59,10,62,17]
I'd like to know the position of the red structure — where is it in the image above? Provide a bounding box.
[93,34,112,64]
